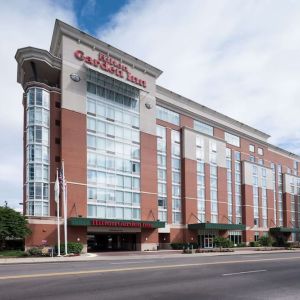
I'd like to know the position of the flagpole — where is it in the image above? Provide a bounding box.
[55,169,61,257]
[62,160,68,255]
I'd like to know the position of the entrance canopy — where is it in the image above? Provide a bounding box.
[270,227,300,234]
[68,217,165,229]
[188,223,246,231]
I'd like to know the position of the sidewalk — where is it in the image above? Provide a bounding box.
[1,248,300,265]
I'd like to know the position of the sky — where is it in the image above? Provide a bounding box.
[1,0,300,210]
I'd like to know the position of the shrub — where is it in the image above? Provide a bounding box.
[170,243,198,250]
[27,247,43,257]
[258,236,274,247]
[213,237,234,248]
[171,243,186,250]
[249,241,260,247]
[236,243,246,247]
[56,242,83,255]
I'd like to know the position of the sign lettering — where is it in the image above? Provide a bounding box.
[91,219,153,229]
[74,50,147,88]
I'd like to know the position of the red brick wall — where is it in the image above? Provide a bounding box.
[61,108,87,217]
[140,132,158,221]
[182,158,197,224]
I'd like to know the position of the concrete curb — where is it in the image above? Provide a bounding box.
[1,249,300,265]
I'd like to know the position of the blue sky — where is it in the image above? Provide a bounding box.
[72,0,128,35]
[1,0,300,210]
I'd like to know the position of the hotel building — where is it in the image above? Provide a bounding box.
[15,20,300,252]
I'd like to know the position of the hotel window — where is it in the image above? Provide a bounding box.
[209,140,218,223]
[194,120,213,136]
[171,130,182,224]
[293,161,298,176]
[249,145,255,152]
[228,230,242,245]
[235,151,242,224]
[291,179,296,231]
[249,155,255,162]
[156,106,180,125]
[25,88,50,217]
[277,164,283,226]
[253,165,259,227]
[257,147,264,155]
[226,148,233,223]
[261,168,268,228]
[271,163,276,226]
[157,125,167,222]
[225,132,240,147]
[197,135,205,222]
[86,70,141,220]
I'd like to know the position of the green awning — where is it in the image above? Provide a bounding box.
[188,222,246,231]
[270,227,300,234]
[68,217,165,229]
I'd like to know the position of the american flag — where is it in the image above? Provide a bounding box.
[58,167,65,188]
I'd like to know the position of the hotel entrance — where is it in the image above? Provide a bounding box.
[198,231,217,248]
[88,233,137,252]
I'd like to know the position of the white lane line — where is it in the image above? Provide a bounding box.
[222,269,267,276]
[110,260,156,265]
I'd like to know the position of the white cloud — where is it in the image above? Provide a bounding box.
[0,0,77,209]
[98,0,300,153]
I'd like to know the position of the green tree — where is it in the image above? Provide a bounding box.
[0,206,31,249]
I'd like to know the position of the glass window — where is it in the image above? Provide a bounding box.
[225,132,240,147]
[156,106,179,125]
[257,147,264,155]
[87,99,96,114]
[194,120,213,136]
[249,144,255,152]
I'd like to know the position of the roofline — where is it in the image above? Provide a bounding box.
[267,144,300,161]
[156,84,271,140]
[50,19,163,79]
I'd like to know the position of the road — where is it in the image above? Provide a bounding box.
[0,252,300,299]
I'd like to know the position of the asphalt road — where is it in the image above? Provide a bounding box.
[0,252,300,300]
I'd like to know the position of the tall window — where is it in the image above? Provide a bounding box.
[253,165,259,227]
[226,148,233,223]
[235,151,242,224]
[86,70,141,220]
[25,88,50,216]
[171,130,181,224]
[271,163,277,225]
[196,136,205,222]
[278,164,283,226]
[157,125,167,222]
[262,168,268,228]
[210,140,218,223]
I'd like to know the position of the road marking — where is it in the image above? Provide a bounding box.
[222,269,267,276]
[0,256,299,281]
[111,260,156,265]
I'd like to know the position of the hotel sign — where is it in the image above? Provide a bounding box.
[68,217,165,229]
[92,220,153,229]
[74,50,147,88]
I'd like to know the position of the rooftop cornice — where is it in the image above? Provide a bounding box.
[15,46,61,69]
[50,19,163,79]
[15,47,61,85]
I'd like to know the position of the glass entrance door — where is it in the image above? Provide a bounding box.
[198,231,216,248]
[204,236,214,248]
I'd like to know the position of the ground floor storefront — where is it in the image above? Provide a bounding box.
[24,217,300,252]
